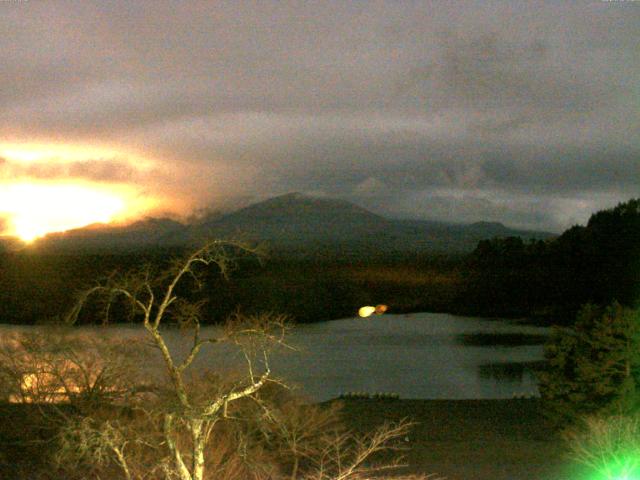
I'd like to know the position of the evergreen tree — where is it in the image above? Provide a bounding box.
[538,302,640,427]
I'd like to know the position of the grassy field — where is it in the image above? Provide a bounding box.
[337,398,585,480]
[1,399,588,479]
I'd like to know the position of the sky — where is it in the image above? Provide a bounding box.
[0,0,638,240]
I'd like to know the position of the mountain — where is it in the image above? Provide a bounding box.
[29,193,555,254]
[32,217,186,252]
[207,192,386,228]
[191,192,390,245]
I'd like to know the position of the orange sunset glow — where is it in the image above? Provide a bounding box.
[0,143,160,242]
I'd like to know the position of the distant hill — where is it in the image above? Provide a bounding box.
[381,218,553,253]
[28,192,555,255]
[31,217,186,252]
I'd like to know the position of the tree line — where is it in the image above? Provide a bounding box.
[462,198,640,323]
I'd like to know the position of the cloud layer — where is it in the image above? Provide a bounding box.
[1,1,638,231]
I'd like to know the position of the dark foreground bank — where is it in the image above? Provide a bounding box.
[336,398,584,480]
[1,399,587,480]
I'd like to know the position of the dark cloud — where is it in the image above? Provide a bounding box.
[66,159,140,183]
[481,148,640,194]
[250,133,638,197]
[412,33,606,112]
[1,158,143,183]
[0,1,638,230]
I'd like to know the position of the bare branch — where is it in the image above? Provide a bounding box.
[5,240,440,480]
[177,336,221,373]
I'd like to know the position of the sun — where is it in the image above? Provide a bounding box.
[0,182,132,242]
[0,142,162,242]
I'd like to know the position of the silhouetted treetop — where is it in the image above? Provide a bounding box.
[466,198,640,321]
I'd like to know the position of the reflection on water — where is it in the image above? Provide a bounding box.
[456,333,549,347]
[477,360,546,383]
[0,312,549,401]
[273,313,549,400]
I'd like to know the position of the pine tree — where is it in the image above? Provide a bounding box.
[538,302,640,427]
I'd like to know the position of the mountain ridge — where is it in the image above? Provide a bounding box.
[20,193,555,254]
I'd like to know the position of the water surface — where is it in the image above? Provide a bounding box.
[0,312,549,401]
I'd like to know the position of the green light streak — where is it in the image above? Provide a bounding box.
[583,455,640,480]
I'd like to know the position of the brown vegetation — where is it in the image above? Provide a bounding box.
[1,241,432,480]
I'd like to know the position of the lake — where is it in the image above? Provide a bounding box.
[0,312,549,401]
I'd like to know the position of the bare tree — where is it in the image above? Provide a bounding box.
[0,328,144,408]
[0,328,152,479]
[62,240,292,480]
[3,241,439,480]
[248,396,414,480]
